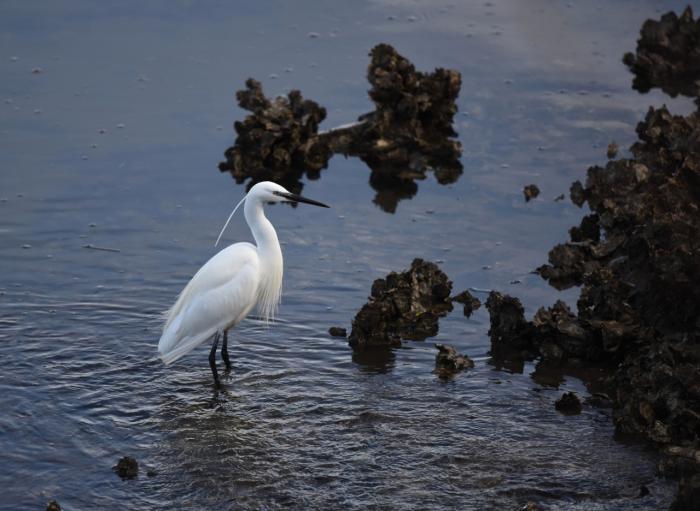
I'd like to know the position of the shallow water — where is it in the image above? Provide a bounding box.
[0,1,696,509]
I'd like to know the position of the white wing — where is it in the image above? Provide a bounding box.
[158,242,260,365]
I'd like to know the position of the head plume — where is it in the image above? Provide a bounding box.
[214,192,248,247]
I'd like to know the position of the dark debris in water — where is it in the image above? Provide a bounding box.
[554,392,582,415]
[113,456,138,479]
[348,258,452,351]
[523,184,540,202]
[219,44,462,212]
[328,326,347,338]
[623,6,700,102]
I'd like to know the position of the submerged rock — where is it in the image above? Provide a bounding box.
[348,258,452,350]
[555,392,582,415]
[434,343,474,376]
[452,289,481,317]
[328,326,347,338]
[113,456,138,479]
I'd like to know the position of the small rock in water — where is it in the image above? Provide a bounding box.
[46,501,61,511]
[435,343,474,375]
[31,67,43,74]
[452,289,481,317]
[328,326,347,338]
[523,184,540,201]
[607,141,619,159]
[555,392,582,415]
[113,456,138,479]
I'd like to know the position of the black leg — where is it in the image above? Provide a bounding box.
[209,332,221,388]
[221,330,231,371]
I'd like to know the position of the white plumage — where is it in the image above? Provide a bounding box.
[157,181,329,387]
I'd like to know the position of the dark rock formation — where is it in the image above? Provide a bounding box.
[219,44,463,212]
[485,292,533,356]
[324,43,463,210]
[555,392,582,415]
[492,8,700,508]
[452,289,481,317]
[485,292,605,364]
[218,78,330,195]
[434,343,474,377]
[46,501,61,511]
[113,456,139,479]
[523,184,540,202]
[623,7,700,102]
[348,258,452,350]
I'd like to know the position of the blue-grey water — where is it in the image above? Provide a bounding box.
[1,1,696,510]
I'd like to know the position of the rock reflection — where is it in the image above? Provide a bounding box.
[351,347,396,373]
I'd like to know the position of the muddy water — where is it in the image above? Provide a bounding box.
[0,1,696,509]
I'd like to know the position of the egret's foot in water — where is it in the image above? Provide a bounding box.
[221,330,232,372]
[209,332,221,389]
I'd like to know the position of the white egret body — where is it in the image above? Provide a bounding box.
[158,181,329,386]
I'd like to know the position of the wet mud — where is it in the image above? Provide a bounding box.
[219,44,462,212]
[554,392,582,415]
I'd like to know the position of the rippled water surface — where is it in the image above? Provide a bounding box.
[1,1,696,509]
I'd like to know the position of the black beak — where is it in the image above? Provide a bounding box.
[273,191,330,208]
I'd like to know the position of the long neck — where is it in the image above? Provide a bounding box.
[244,198,283,321]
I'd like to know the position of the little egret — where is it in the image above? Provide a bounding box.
[158,181,329,387]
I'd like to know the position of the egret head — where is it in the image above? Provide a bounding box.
[250,181,330,208]
[215,181,329,247]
